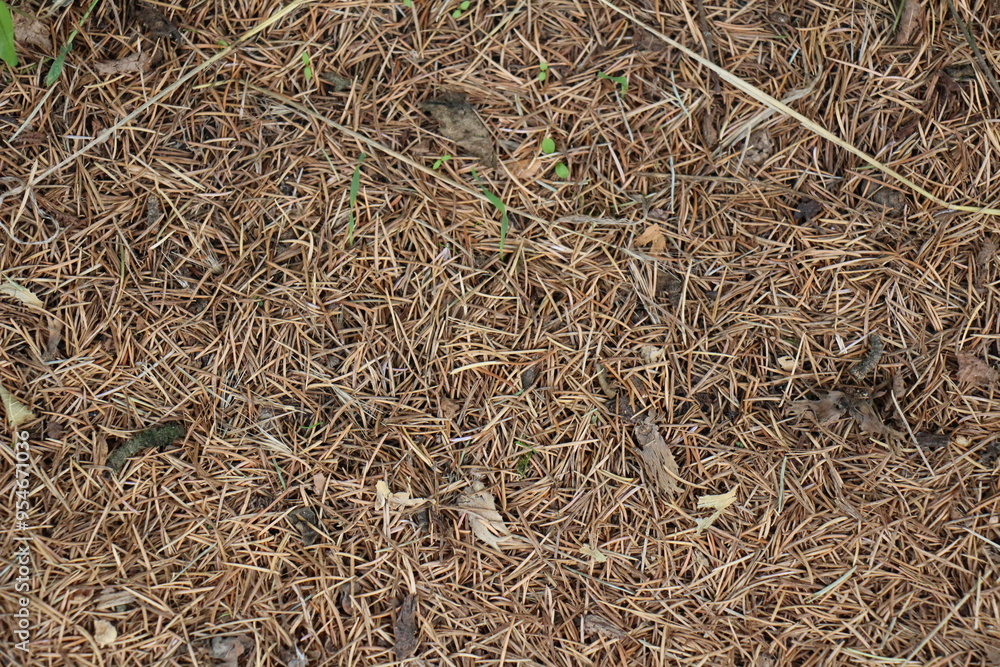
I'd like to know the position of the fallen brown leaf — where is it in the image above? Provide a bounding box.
[135,2,181,40]
[695,486,738,534]
[742,128,774,166]
[957,352,999,387]
[895,0,922,44]
[94,51,153,77]
[211,635,254,667]
[13,14,51,51]
[871,187,907,213]
[288,507,321,546]
[638,344,665,365]
[633,414,681,496]
[457,481,514,549]
[93,620,117,647]
[635,223,666,254]
[94,589,136,611]
[0,385,35,428]
[580,545,608,562]
[421,95,497,167]
[915,433,949,451]
[393,595,418,660]
[793,199,823,223]
[582,614,627,639]
[845,395,901,437]
[0,279,43,308]
[789,391,848,423]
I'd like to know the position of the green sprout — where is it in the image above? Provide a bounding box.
[541,137,556,154]
[472,169,509,255]
[515,440,535,478]
[348,153,366,246]
[598,71,628,95]
[537,61,548,82]
[403,0,413,6]
[554,162,570,179]
[46,0,101,86]
[432,155,451,170]
[301,52,313,82]
[451,0,470,18]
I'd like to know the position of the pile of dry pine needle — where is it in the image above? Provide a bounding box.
[2,0,1000,665]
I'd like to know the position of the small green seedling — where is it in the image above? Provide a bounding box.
[540,137,556,154]
[403,0,413,6]
[432,155,451,170]
[537,61,548,82]
[301,52,313,81]
[472,169,509,255]
[451,0,470,18]
[598,71,628,95]
[348,153,366,246]
[46,0,101,86]
[515,440,535,478]
[554,162,570,179]
[0,1,17,68]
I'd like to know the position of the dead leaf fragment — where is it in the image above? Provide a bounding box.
[0,385,35,427]
[320,72,352,91]
[633,414,681,496]
[742,128,774,166]
[211,635,254,667]
[871,187,907,213]
[789,391,848,423]
[845,395,900,437]
[421,95,497,167]
[957,352,999,387]
[375,480,425,510]
[457,481,513,549]
[93,620,117,647]
[895,0,922,44]
[582,614,627,639]
[635,224,666,254]
[279,646,309,667]
[580,545,608,563]
[393,595,418,660]
[915,433,950,451]
[793,199,823,223]
[0,279,43,308]
[13,14,52,51]
[638,345,665,365]
[135,2,180,40]
[94,51,153,77]
[440,397,459,420]
[695,486,738,534]
[289,507,321,546]
[776,355,797,372]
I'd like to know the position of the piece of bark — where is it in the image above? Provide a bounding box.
[633,414,680,495]
[393,595,418,660]
[421,95,498,167]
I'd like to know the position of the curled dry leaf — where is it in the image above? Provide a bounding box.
[695,486,738,534]
[582,614,627,640]
[742,128,773,166]
[421,95,497,167]
[457,481,513,549]
[440,397,460,420]
[94,51,153,77]
[0,385,35,428]
[393,595,418,660]
[0,279,43,308]
[93,620,117,647]
[776,355,797,372]
[635,223,666,254]
[633,414,681,496]
[135,2,181,40]
[289,507,321,546]
[895,0,922,45]
[638,345,665,365]
[375,480,425,510]
[957,352,999,387]
[580,545,608,563]
[211,635,254,667]
[13,14,52,51]
[789,391,848,423]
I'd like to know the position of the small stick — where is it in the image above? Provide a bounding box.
[849,333,883,380]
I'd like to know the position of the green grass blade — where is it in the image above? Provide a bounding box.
[46,0,101,86]
[347,153,366,246]
[481,187,508,254]
[0,1,18,68]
